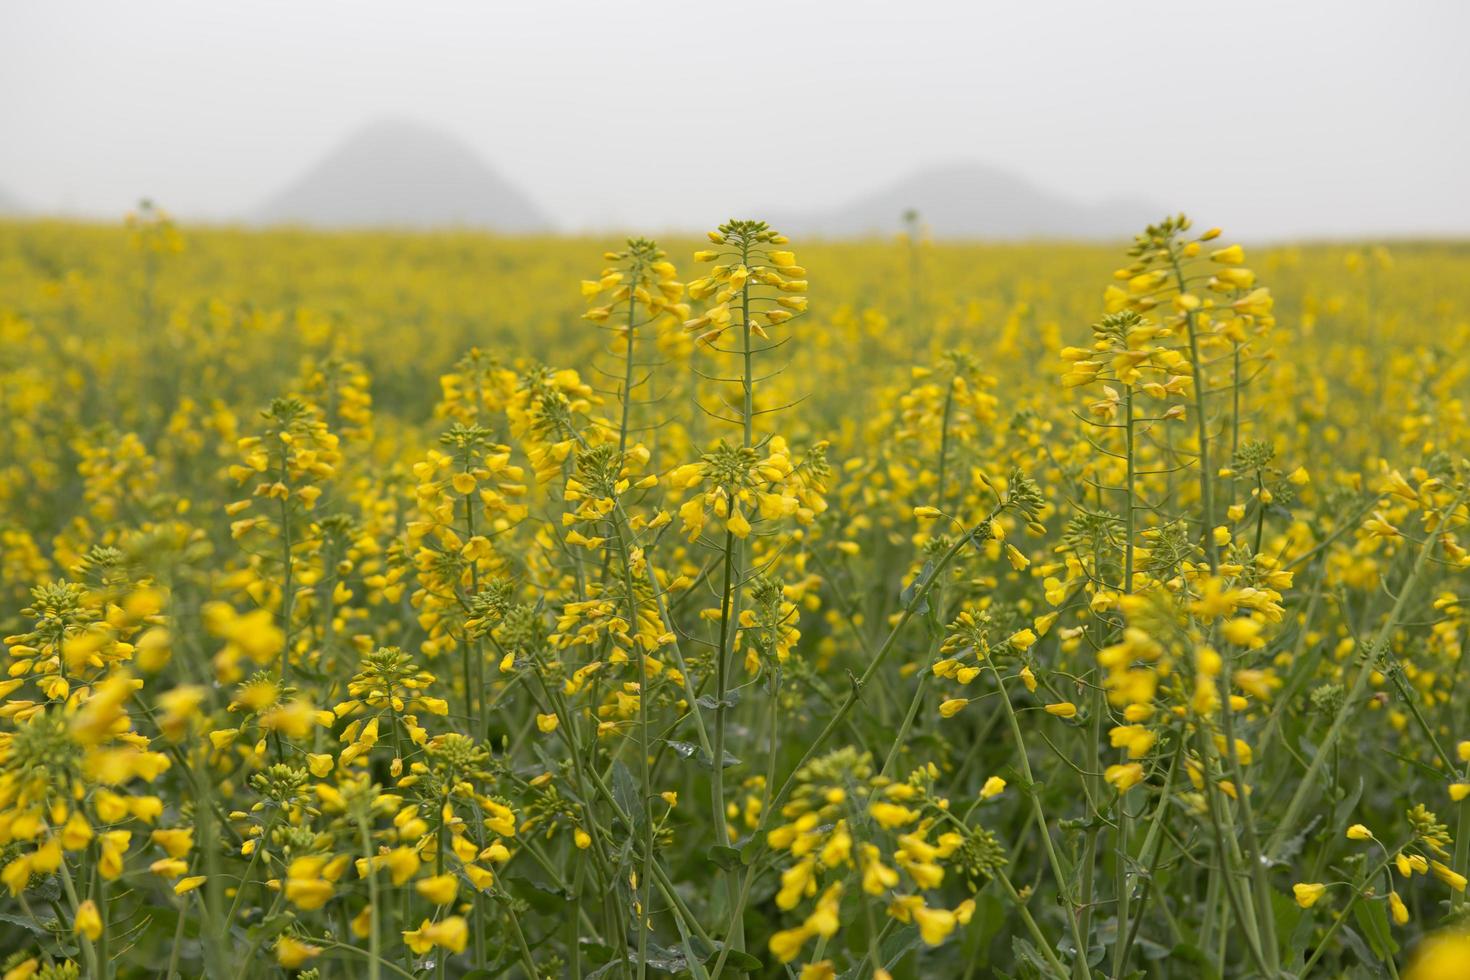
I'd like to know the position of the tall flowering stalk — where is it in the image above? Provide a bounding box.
[683,220,809,932]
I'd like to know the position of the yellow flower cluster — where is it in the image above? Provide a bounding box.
[0,209,1466,978]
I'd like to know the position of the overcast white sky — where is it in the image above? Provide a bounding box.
[2,0,1467,238]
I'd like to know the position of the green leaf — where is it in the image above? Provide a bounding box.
[244,911,292,943]
[900,560,935,615]
[1009,937,1060,979]
[586,960,625,980]
[877,927,924,972]
[28,875,62,903]
[504,873,571,914]
[1270,887,1304,953]
[0,911,51,936]
[835,926,922,980]
[1273,814,1323,866]
[578,939,617,965]
[611,759,645,832]
[1352,897,1399,961]
[1134,939,1170,961]
[1163,943,1218,980]
[702,943,762,972]
[960,893,1006,968]
[644,941,689,974]
[707,844,744,870]
[1338,925,1389,978]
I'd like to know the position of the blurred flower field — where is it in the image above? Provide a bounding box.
[0,209,1468,979]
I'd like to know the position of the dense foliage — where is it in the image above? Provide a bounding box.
[1,209,1468,979]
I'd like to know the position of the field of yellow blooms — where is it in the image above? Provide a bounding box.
[1,208,1468,980]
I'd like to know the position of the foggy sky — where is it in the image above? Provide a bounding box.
[3,0,1467,239]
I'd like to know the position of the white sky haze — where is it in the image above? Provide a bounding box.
[2,0,1467,239]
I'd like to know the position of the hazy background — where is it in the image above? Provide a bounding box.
[2,0,1467,239]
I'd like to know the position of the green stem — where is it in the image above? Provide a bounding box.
[1116,744,1183,973]
[1168,249,1217,571]
[936,380,955,508]
[278,457,295,690]
[710,528,738,909]
[358,816,382,980]
[1216,687,1279,972]
[880,670,930,778]
[1194,722,1272,976]
[1456,799,1470,914]
[619,260,641,456]
[987,656,1091,978]
[57,858,99,979]
[165,892,190,980]
[610,508,655,980]
[997,871,1070,979]
[1108,386,1137,976]
[503,897,540,979]
[225,813,275,925]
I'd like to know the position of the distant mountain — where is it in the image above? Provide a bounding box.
[256,119,551,231]
[775,162,1158,240]
[0,184,26,216]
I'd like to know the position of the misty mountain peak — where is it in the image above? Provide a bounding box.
[776,160,1158,240]
[0,184,26,216]
[256,118,551,231]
